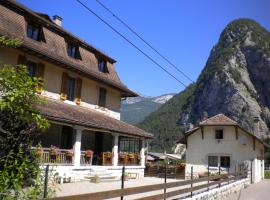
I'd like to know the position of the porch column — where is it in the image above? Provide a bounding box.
[112,133,119,166]
[73,126,83,167]
[140,139,146,167]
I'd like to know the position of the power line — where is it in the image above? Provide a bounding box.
[75,0,187,88]
[95,0,194,83]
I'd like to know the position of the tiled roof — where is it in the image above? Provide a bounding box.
[34,98,153,139]
[199,113,238,126]
[184,113,268,147]
[0,0,137,97]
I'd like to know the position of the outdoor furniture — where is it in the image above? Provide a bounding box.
[134,153,141,165]
[83,150,93,165]
[118,152,128,165]
[102,152,113,165]
[127,153,135,165]
[65,150,73,164]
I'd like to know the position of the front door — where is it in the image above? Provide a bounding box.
[94,133,103,154]
[61,126,73,149]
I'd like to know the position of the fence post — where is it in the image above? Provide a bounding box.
[121,166,125,200]
[250,160,253,184]
[207,164,209,191]
[164,162,167,200]
[191,166,193,198]
[218,166,221,188]
[43,164,49,198]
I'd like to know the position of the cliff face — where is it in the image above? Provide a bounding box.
[179,19,270,137]
[139,19,270,152]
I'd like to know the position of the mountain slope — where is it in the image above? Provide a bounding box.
[137,84,195,151]
[121,94,174,124]
[139,19,270,152]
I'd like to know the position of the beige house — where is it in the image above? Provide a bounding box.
[0,0,152,179]
[184,114,266,182]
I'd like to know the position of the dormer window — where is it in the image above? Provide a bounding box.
[27,23,43,41]
[67,42,81,59]
[215,129,223,139]
[98,59,108,73]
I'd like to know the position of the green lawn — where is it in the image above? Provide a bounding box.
[265,171,270,179]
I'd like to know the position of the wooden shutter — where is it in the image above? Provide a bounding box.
[60,72,68,100]
[17,55,27,65]
[75,77,82,105]
[98,88,106,107]
[36,63,45,94]
[37,63,45,78]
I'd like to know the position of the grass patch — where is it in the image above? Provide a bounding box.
[265,171,270,179]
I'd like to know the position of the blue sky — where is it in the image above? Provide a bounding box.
[18,0,270,96]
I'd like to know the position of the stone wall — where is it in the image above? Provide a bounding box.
[185,178,250,200]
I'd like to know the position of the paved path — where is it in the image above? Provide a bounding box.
[227,180,270,200]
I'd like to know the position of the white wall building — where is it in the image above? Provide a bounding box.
[185,114,266,182]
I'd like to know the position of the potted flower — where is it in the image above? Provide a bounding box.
[119,152,127,159]
[104,151,112,158]
[85,150,93,158]
[65,149,73,157]
[128,152,135,159]
[50,145,59,156]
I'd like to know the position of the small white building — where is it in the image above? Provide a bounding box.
[185,114,267,182]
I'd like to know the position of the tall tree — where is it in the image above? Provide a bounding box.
[0,36,50,199]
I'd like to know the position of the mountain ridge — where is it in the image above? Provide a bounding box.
[138,19,270,152]
[120,93,175,124]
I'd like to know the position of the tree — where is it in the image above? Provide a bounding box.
[0,36,50,199]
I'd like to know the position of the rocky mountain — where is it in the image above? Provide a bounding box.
[138,19,270,152]
[120,94,175,124]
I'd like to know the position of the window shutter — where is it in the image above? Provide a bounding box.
[17,55,27,65]
[60,72,68,100]
[98,88,106,107]
[75,77,82,105]
[37,63,45,78]
[36,63,45,94]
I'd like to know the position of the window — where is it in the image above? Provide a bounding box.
[208,156,218,167]
[66,77,75,101]
[220,156,230,168]
[26,61,37,77]
[98,87,107,107]
[119,137,141,153]
[98,59,108,73]
[67,43,81,59]
[27,24,41,41]
[215,129,223,139]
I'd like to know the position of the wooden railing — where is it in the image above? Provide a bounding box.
[35,147,73,165]
[80,151,93,165]
[45,172,247,200]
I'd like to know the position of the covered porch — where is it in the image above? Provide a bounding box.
[33,98,152,170]
[35,123,145,167]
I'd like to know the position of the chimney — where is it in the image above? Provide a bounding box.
[253,116,260,136]
[188,123,194,130]
[53,15,62,27]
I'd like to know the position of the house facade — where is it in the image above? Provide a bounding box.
[0,0,152,179]
[184,114,265,182]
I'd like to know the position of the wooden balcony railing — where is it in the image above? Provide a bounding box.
[80,150,93,165]
[35,147,73,165]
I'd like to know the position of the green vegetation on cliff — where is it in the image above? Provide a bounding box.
[137,84,196,152]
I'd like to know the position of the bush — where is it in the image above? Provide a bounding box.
[265,171,270,179]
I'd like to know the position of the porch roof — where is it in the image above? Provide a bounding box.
[35,98,153,139]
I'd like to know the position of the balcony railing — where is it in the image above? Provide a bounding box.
[35,147,73,165]
[32,147,140,166]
